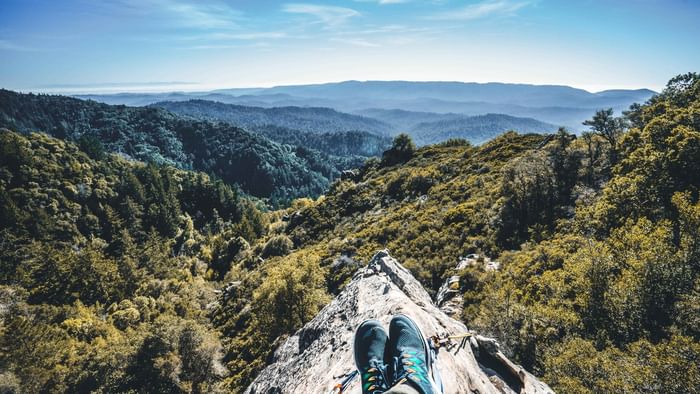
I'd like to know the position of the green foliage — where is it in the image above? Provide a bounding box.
[544,335,700,393]
[282,74,700,393]
[252,252,330,338]
[467,74,700,392]
[153,99,390,137]
[2,74,699,393]
[0,130,264,392]
[382,133,416,166]
[0,90,354,204]
[213,250,330,391]
[76,133,106,160]
[287,130,548,293]
[261,234,294,258]
[496,129,580,247]
[582,108,625,164]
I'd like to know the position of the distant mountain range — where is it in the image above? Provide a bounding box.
[154,99,557,146]
[213,81,655,108]
[76,80,655,131]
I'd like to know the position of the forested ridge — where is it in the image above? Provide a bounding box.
[0,73,698,393]
[152,99,391,136]
[153,100,392,160]
[408,113,558,145]
[0,90,372,205]
[0,130,268,392]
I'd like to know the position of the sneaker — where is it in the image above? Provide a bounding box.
[354,320,390,394]
[387,314,437,394]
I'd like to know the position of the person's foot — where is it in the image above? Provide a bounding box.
[354,319,390,394]
[387,314,437,394]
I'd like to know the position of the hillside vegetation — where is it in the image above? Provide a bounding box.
[274,73,700,393]
[0,74,697,394]
[153,100,392,158]
[153,99,391,135]
[0,129,268,392]
[0,90,364,205]
[408,113,557,145]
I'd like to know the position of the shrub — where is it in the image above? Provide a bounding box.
[261,235,294,258]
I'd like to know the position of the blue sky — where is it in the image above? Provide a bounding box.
[1,0,698,93]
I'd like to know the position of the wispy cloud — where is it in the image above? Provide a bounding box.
[37,81,199,89]
[181,40,280,51]
[283,4,360,27]
[429,0,532,20]
[114,0,242,29]
[206,32,288,41]
[330,24,446,48]
[331,38,380,47]
[354,0,410,4]
[0,39,45,52]
[33,81,205,94]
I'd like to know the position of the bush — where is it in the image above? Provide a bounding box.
[261,235,294,258]
[252,252,330,338]
[382,133,415,166]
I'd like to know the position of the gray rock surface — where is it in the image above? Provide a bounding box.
[245,250,553,394]
[436,254,500,318]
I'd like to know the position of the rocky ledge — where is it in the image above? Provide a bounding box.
[245,250,553,394]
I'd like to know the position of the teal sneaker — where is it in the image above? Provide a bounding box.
[387,314,437,394]
[354,320,390,394]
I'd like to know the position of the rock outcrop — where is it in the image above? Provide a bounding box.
[245,250,553,394]
[436,254,500,318]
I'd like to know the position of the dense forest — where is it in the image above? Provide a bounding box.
[0,130,268,392]
[0,73,698,393]
[408,113,557,145]
[0,90,381,205]
[148,99,557,147]
[152,100,390,136]
[153,100,392,158]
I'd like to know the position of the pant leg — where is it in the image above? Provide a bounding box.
[384,383,421,394]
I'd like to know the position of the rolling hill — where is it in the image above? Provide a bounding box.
[154,99,557,146]
[0,89,371,204]
[408,113,558,145]
[75,81,655,132]
[152,99,391,136]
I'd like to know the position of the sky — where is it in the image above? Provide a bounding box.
[1,0,698,93]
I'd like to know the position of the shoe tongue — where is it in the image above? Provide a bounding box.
[392,355,407,379]
[368,359,387,378]
[367,359,388,390]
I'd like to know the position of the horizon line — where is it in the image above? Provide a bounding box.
[4,79,661,96]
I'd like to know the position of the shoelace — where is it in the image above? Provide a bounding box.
[392,350,429,387]
[362,359,388,393]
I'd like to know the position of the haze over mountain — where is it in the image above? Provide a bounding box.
[213,81,655,108]
[77,81,655,132]
[153,99,556,146]
[151,99,391,136]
